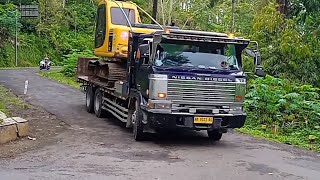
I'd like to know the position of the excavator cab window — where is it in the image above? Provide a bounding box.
[95,5,106,48]
[111,8,135,26]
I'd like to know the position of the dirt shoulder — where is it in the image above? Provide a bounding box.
[0,85,67,158]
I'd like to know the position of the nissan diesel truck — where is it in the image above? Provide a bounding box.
[77,29,264,141]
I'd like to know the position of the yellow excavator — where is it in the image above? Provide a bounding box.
[77,0,176,82]
[94,0,173,59]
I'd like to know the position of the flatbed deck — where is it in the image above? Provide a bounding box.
[77,75,127,100]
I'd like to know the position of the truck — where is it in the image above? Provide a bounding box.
[76,0,265,141]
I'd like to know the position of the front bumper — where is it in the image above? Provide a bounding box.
[142,109,246,130]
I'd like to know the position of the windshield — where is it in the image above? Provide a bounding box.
[154,43,239,70]
[111,8,135,25]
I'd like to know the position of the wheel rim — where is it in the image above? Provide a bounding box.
[86,90,91,107]
[132,101,138,125]
[132,101,139,138]
[95,92,100,112]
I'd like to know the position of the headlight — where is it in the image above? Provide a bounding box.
[148,102,171,109]
[235,78,246,102]
[149,74,168,100]
[231,106,243,111]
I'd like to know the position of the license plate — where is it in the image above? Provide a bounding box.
[194,117,214,124]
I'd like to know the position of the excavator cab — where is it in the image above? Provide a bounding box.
[94,0,161,60]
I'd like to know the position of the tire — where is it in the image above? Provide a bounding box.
[132,99,145,141]
[94,88,106,118]
[86,86,94,113]
[207,129,223,141]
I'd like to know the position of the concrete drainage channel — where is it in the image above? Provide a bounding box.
[0,111,29,144]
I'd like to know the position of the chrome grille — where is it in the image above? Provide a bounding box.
[167,79,237,108]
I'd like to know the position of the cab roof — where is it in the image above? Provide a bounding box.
[160,29,250,45]
[168,29,228,38]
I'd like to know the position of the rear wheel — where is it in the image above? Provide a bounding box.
[86,86,94,113]
[207,129,223,141]
[94,88,106,118]
[132,99,145,141]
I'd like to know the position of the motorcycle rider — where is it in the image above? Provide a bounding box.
[40,56,51,70]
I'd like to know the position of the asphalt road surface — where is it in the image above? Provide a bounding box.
[0,68,320,180]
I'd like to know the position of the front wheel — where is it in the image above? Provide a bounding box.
[132,99,145,141]
[207,129,223,141]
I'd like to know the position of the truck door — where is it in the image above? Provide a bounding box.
[135,54,151,99]
[130,36,152,99]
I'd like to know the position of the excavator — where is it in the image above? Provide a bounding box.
[77,0,178,82]
[94,0,166,59]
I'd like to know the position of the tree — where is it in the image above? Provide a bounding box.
[0,3,20,47]
[251,3,320,85]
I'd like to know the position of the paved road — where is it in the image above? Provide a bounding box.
[0,68,320,180]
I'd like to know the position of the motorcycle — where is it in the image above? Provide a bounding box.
[40,59,51,70]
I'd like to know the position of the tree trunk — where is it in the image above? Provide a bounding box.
[168,0,173,25]
[160,0,165,25]
[231,0,235,33]
[152,0,158,23]
[276,0,288,15]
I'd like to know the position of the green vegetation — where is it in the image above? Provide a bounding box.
[62,49,95,77]
[39,71,80,89]
[0,0,95,67]
[1,0,319,86]
[243,75,320,151]
[0,85,27,117]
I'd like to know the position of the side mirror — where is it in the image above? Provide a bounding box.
[153,34,162,44]
[255,66,265,77]
[254,52,262,67]
[150,33,162,62]
[138,44,149,58]
[246,41,266,77]
[254,52,265,77]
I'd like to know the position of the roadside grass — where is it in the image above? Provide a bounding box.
[0,85,28,122]
[237,124,320,153]
[39,70,80,89]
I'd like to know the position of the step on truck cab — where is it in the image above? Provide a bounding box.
[77,28,265,141]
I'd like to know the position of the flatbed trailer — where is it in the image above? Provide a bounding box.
[77,57,130,124]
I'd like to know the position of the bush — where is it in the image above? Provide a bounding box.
[62,49,95,77]
[0,33,61,67]
[245,75,320,137]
